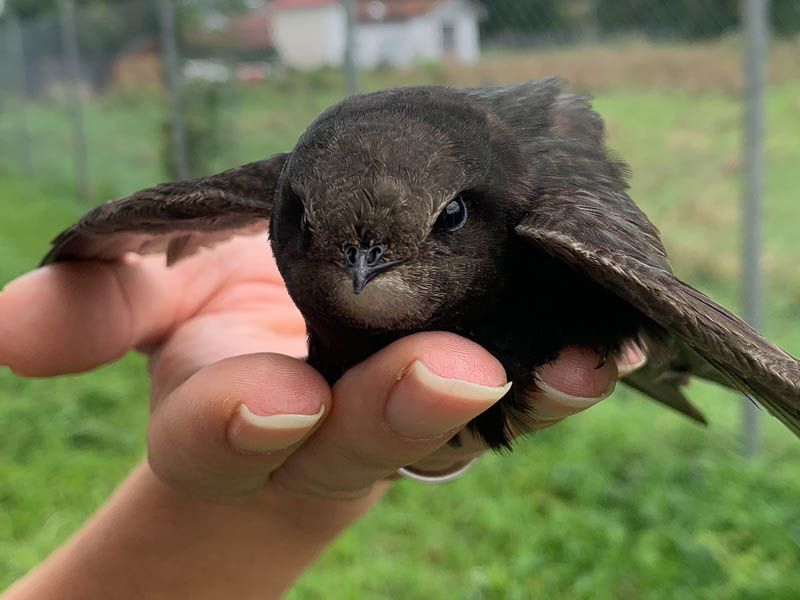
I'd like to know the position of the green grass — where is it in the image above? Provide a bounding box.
[1,76,800,597]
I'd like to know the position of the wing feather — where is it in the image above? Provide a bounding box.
[479,80,800,435]
[516,196,800,436]
[41,153,288,266]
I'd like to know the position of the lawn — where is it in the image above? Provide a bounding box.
[1,58,799,597]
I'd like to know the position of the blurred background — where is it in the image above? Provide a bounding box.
[1,0,799,597]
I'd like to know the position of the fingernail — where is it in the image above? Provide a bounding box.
[617,342,648,376]
[529,373,616,422]
[386,360,512,439]
[535,376,616,409]
[227,403,325,454]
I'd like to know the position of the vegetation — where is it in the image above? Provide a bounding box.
[1,50,799,596]
[478,0,800,41]
[161,81,233,179]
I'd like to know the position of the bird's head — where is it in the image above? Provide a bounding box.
[269,87,530,332]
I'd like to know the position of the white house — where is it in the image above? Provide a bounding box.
[270,0,481,69]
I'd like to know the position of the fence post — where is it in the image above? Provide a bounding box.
[342,0,358,96]
[157,0,189,180]
[7,17,34,174]
[57,0,91,202]
[740,0,769,456]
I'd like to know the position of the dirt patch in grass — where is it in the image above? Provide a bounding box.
[442,39,800,93]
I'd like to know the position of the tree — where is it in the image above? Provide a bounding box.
[480,0,569,39]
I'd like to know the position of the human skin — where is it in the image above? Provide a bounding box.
[0,235,644,599]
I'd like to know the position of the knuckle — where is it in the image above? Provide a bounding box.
[269,465,375,500]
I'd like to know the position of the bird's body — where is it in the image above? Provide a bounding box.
[302,235,645,447]
[42,79,800,448]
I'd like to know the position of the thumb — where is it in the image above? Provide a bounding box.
[147,353,330,502]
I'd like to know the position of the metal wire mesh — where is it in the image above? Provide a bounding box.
[1,0,798,187]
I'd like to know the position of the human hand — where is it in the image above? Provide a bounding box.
[1,234,648,599]
[0,235,645,502]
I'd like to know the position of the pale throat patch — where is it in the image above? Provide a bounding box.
[333,270,426,328]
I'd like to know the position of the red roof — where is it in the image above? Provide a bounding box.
[273,0,449,22]
[232,4,273,49]
[184,5,274,50]
[357,0,444,22]
[272,0,337,8]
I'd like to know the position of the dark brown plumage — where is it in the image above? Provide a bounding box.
[41,79,800,448]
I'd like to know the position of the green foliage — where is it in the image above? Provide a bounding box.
[595,0,739,39]
[478,0,800,42]
[287,391,800,599]
[161,81,231,179]
[1,0,248,23]
[2,0,57,20]
[415,60,447,85]
[480,0,567,37]
[772,0,800,37]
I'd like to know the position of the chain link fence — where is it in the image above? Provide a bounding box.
[0,0,797,193]
[481,0,800,46]
[0,0,798,448]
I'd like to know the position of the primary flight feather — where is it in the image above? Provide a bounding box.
[42,79,800,448]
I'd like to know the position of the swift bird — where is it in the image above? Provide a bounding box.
[42,79,800,448]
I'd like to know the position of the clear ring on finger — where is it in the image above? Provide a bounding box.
[396,457,480,483]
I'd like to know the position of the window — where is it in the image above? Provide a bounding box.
[442,23,456,52]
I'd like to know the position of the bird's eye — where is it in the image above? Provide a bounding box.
[300,212,309,232]
[436,195,468,232]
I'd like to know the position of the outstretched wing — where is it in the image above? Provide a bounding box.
[516,191,800,437]
[41,153,289,266]
[475,79,800,434]
[621,340,725,425]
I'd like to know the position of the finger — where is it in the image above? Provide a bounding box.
[414,343,632,464]
[396,426,487,475]
[399,342,643,471]
[0,258,194,376]
[270,332,510,499]
[0,236,293,376]
[525,345,617,428]
[147,307,307,405]
[616,340,648,376]
[147,352,330,502]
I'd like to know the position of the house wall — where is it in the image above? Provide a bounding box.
[271,4,346,68]
[356,19,437,68]
[356,0,479,69]
[432,0,480,63]
[273,0,479,70]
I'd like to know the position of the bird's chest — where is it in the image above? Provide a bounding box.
[305,244,644,387]
[304,261,567,387]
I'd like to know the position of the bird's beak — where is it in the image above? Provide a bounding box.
[341,247,404,294]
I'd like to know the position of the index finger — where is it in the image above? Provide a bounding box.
[0,236,277,377]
